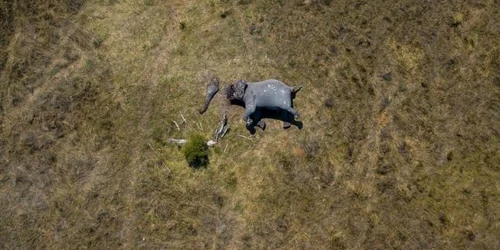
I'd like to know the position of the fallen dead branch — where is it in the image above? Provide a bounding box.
[237,134,253,141]
[167,138,187,146]
[213,113,229,141]
[167,138,217,147]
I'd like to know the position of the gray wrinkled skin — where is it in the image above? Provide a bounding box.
[199,77,220,114]
[228,79,301,128]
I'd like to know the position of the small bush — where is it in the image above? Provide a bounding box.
[183,134,209,169]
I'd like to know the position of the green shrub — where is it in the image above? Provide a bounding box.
[183,134,209,169]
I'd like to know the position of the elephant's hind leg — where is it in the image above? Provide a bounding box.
[286,107,300,120]
[279,110,292,129]
[251,109,266,131]
[257,120,266,130]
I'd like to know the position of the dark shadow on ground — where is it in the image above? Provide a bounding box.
[247,108,304,135]
[229,99,303,135]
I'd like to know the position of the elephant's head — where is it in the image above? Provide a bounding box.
[226,80,247,101]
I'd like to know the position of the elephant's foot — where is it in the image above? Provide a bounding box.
[246,118,253,128]
[286,107,300,120]
[256,120,266,131]
[283,122,291,129]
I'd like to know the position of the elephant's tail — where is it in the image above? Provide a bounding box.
[199,77,220,114]
[291,86,302,99]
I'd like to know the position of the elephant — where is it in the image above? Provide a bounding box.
[225,79,302,129]
[199,76,220,114]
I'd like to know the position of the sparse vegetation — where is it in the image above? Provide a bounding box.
[1,0,499,249]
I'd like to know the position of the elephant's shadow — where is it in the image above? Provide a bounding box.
[230,100,304,135]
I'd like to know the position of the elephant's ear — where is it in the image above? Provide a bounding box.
[235,80,248,100]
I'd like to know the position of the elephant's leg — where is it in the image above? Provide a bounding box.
[244,105,256,127]
[285,106,300,120]
[256,120,266,130]
[252,109,266,131]
[280,110,291,129]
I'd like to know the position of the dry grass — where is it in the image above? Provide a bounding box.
[1,0,499,249]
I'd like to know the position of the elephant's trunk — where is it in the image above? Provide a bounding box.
[199,77,220,114]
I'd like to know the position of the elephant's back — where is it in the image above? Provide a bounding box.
[247,79,292,108]
[252,79,289,88]
[250,79,291,95]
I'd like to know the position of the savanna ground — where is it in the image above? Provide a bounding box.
[1,0,499,249]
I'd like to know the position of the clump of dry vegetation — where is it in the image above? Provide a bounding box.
[1,0,499,249]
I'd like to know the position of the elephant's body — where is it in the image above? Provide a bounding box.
[227,79,301,128]
[242,79,294,111]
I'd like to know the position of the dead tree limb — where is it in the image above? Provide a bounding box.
[213,113,229,141]
[238,134,253,141]
[167,138,187,146]
[167,138,217,147]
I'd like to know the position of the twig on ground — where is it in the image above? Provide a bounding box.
[147,142,157,154]
[180,113,187,124]
[147,142,171,172]
[172,120,180,131]
[238,134,253,141]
